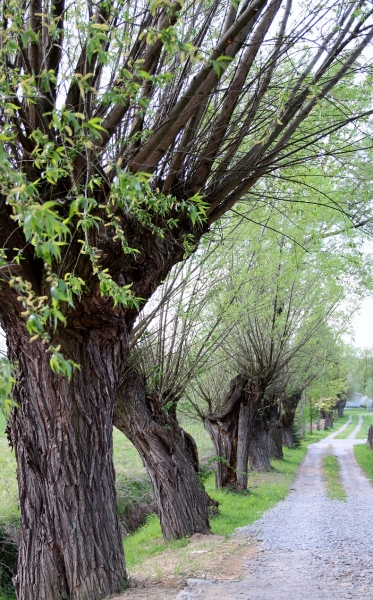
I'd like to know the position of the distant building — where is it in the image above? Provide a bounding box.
[346,393,362,408]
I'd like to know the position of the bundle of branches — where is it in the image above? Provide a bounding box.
[115,255,232,538]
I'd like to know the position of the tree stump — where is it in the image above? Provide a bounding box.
[367,425,373,449]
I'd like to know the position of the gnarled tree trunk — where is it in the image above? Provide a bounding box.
[3,313,128,600]
[336,394,347,418]
[268,425,283,459]
[248,429,271,470]
[206,374,275,480]
[321,409,334,429]
[247,391,276,471]
[268,400,283,459]
[205,375,250,490]
[280,391,302,448]
[114,371,210,540]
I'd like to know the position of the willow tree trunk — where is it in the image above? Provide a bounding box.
[268,401,283,459]
[321,410,334,429]
[204,375,253,490]
[268,425,283,459]
[247,391,275,471]
[3,313,128,600]
[248,429,271,471]
[280,391,302,448]
[115,371,210,540]
[336,395,346,418]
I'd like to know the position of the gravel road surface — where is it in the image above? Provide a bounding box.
[175,415,373,600]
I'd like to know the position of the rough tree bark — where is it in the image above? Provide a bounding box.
[321,409,334,429]
[268,425,283,459]
[205,375,249,489]
[247,391,277,471]
[268,401,283,459]
[280,391,302,448]
[336,394,347,418]
[205,375,262,489]
[114,370,211,540]
[248,429,272,471]
[3,305,128,600]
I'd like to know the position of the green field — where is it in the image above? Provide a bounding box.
[356,414,373,440]
[354,444,373,484]
[0,414,18,526]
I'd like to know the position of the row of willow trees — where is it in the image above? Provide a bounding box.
[114,196,369,541]
[2,0,373,597]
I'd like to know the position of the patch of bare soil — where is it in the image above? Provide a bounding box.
[111,533,257,600]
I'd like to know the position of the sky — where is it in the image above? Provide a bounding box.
[346,296,373,350]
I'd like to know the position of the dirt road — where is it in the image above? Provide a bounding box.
[176,415,373,600]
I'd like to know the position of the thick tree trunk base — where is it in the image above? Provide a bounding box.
[115,371,210,541]
[5,319,127,600]
[280,391,302,449]
[204,375,252,491]
[249,431,271,471]
[282,425,294,448]
[322,411,334,429]
[268,426,283,459]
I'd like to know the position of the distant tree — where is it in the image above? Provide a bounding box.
[185,204,365,484]
[308,345,350,427]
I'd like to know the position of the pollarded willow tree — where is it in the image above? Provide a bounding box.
[1,0,373,598]
[186,202,367,484]
[115,257,230,540]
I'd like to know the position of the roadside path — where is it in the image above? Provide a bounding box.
[176,415,373,600]
[348,414,363,440]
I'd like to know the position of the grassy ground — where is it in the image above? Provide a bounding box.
[334,414,358,439]
[0,412,348,599]
[356,414,373,440]
[354,444,373,483]
[123,415,348,573]
[0,414,18,526]
[322,454,347,501]
[0,414,18,600]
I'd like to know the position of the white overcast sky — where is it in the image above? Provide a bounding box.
[345,296,373,350]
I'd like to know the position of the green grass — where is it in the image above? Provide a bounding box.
[0,414,18,525]
[0,414,18,600]
[124,515,190,568]
[354,444,373,484]
[334,414,358,439]
[113,426,147,478]
[322,454,347,501]
[356,414,373,440]
[181,417,215,462]
[122,416,348,567]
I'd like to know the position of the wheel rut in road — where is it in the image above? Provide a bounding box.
[176,415,373,600]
